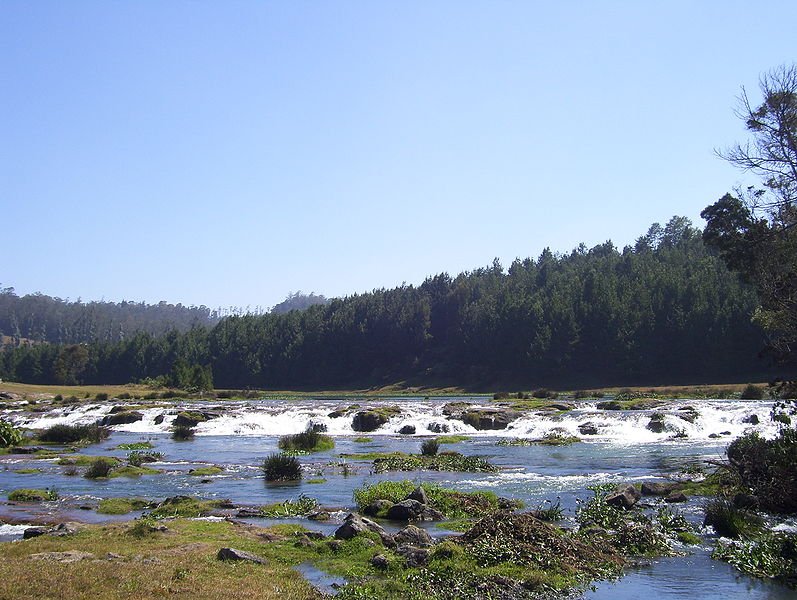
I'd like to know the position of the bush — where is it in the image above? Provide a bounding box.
[263,453,302,482]
[172,425,195,441]
[421,438,440,456]
[0,419,24,447]
[726,430,797,513]
[84,457,116,479]
[741,384,765,400]
[38,423,109,444]
[128,451,163,466]
[278,428,334,453]
[95,393,109,402]
[704,498,763,538]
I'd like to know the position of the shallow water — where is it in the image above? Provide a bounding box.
[1,396,793,597]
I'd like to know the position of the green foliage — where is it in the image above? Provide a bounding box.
[713,532,797,581]
[531,432,580,446]
[353,480,507,520]
[188,466,222,476]
[263,453,303,481]
[38,423,109,444]
[116,442,154,450]
[278,429,335,453]
[576,484,626,530]
[352,436,372,443]
[0,419,24,447]
[420,438,439,456]
[741,384,766,400]
[171,424,195,441]
[127,450,163,466]
[97,497,151,514]
[435,435,469,444]
[533,498,564,521]
[372,451,496,474]
[8,488,58,502]
[726,429,797,513]
[148,496,224,518]
[704,498,764,538]
[84,457,116,479]
[260,495,319,517]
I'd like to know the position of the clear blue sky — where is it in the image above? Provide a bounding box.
[2,1,795,310]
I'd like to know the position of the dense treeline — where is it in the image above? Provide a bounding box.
[0,218,772,389]
[0,289,220,345]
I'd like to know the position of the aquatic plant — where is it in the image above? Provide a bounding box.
[704,498,763,538]
[260,494,319,517]
[128,450,163,466]
[84,457,116,479]
[38,423,109,444]
[8,488,58,502]
[420,438,439,456]
[263,453,303,482]
[372,451,496,474]
[278,428,335,453]
[712,532,797,582]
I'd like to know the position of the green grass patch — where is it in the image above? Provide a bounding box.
[97,497,152,515]
[531,432,581,446]
[373,451,497,474]
[148,496,228,519]
[188,466,223,476]
[436,435,470,444]
[110,465,161,478]
[8,488,58,502]
[352,436,373,443]
[260,495,319,517]
[278,430,335,453]
[57,455,121,467]
[306,478,327,484]
[12,468,42,474]
[115,442,154,450]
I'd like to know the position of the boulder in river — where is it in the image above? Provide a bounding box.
[101,411,143,426]
[351,407,401,432]
[606,485,641,510]
[461,409,522,430]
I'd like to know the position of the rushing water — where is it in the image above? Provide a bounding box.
[0,396,792,598]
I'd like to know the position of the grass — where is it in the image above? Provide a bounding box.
[278,430,335,454]
[352,436,373,443]
[148,496,229,519]
[0,519,320,600]
[116,442,155,450]
[8,488,58,502]
[38,423,109,445]
[189,466,224,476]
[263,453,303,482]
[110,465,161,478]
[436,435,469,444]
[0,382,155,400]
[12,468,42,474]
[57,455,121,467]
[373,451,497,474]
[97,497,152,515]
[260,495,319,517]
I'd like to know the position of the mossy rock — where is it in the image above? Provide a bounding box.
[352,406,401,432]
[100,411,144,426]
[461,409,522,430]
[173,412,208,428]
[8,488,57,502]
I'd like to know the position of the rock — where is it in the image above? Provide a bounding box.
[407,486,428,505]
[664,492,688,503]
[398,425,416,435]
[386,499,426,521]
[327,539,343,551]
[294,535,314,548]
[216,547,267,565]
[29,550,95,563]
[23,527,50,539]
[100,411,143,426]
[173,412,208,428]
[235,507,262,518]
[307,510,332,521]
[427,422,450,434]
[370,554,389,569]
[442,402,472,418]
[578,422,599,435]
[676,408,700,424]
[154,414,165,425]
[396,545,430,567]
[108,405,129,414]
[742,414,760,425]
[596,401,624,410]
[51,523,80,536]
[641,482,681,496]
[461,409,522,430]
[352,408,400,432]
[733,493,760,510]
[394,525,432,548]
[646,413,667,433]
[334,513,395,547]
[363,499,394,517]
[720,431,731,436]
[709,433,721,439]
[605,485,641,510]
[308,421,327,433]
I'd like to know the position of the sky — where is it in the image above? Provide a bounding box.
[2,1,795,311]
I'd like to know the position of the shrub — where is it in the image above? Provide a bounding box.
[263,453,302,482]
[8,488,58,502]
[278,428,334,453]
[84,457,116,479]
[38,423,109,444]
[0,419,24,447]
[532,388,551,399]
[741,384,765,400]
[128,451,163,466]
[726,429,797,513]
[53,394,63,402]
[172,425,195,441]
[704,498,763,538]
[95,393,109,402]
[117,392,132,400]
[421,438,440,456]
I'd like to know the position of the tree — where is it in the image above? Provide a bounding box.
[703,64,797,365]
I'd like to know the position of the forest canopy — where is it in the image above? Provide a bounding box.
[0,217,773,389]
